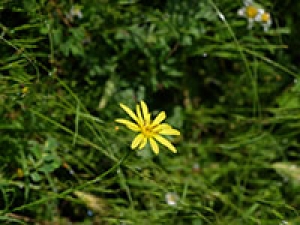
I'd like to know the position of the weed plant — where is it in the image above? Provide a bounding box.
[0,0,300,224]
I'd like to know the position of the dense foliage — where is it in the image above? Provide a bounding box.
[1,0,300,224]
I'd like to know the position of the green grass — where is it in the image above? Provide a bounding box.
[1,0,300,224]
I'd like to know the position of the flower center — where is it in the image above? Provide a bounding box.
[141,125,156,138]
[261,13,270,23]
[246,6,258,18]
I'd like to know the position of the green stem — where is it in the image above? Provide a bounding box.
[208,0,260,118]
[30,109,118,162]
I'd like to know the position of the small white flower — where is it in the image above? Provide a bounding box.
[238,1,272,32]
[71,5,83,19]
[192,162,200,172]
[237,4,260,29]
[256,9,272,31]
[165,192,179,206]
[67,5,83,21]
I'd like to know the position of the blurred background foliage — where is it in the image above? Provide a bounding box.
[1,0,300,224]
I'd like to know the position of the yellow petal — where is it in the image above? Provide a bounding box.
[131,133,144,149]
[136,104,143,125]
[141,101,151,124]
[151,111,166,127]
[159,128,180,136]
[149,138,159,154]
[154,135,177,153]
[152,123,171,133]
[138,137,148,149]
[115,119,140,132]
[120,103,140,124]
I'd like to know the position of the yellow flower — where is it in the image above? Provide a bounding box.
[22,86,28,94]
[115,101,180,154]
[17,168,24,178]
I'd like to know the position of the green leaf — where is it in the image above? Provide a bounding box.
[44,137,58,152]
[30,172,42,182]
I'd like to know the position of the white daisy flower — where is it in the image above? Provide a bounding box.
[165,192,179,206]
[237,4,260,29]
[66,5,83,21]
[256,9,272,31]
